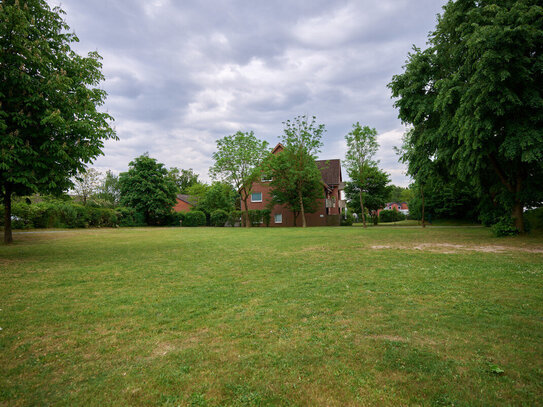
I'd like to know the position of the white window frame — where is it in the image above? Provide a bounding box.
[261,175,273,182]
[274,213,282,224]
[251,192,262,203]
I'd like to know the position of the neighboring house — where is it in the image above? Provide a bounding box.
[243,143,345,227]
[173,194,197,213]
[378,202,409,216]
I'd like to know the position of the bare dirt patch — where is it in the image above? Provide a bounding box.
[370,243,543,254]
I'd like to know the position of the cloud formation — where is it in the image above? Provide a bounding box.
[51,0,447,186]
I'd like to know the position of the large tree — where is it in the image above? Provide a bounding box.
[210,131,269,227]
[119,154,178,225]
[389,0,543,233]
[343,123,379,228]
[0,0,116,243]
[96,170,121,206]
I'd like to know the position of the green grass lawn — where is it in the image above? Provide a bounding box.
[1,227,542,406]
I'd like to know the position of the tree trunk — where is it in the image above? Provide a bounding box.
[512,201,525,233]
[359,190,366,228]
[242,194,251,228]
[3,185,13,244]
[299,190,306,228]
[421,185,426,228]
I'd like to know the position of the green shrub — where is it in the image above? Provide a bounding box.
[168,212,185,226]
[210,209,228,227]
[341,213,355,226]
[261,209,271,227]
[248,210,263,227]
[491,217,518,237]
[228,210,242,226]
[379,209,405,223]
[525,207,543,231]
[183,210,206,227]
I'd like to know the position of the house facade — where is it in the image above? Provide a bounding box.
[378,202,409,216]
[173,194,197,213]
[243,144,345,227]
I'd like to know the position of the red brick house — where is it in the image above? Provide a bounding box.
[242,144,344,226]
[173,194,197,213]
[377,202,409,216]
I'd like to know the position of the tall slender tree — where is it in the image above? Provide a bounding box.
[274,115,325,228]
[0,0,116,243]
[344,124,379,228]
[210,131,269,227]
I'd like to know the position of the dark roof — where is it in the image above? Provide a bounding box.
[316,159,342,186]
[177,194,198,206]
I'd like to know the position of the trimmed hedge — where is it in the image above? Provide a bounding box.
[228,210,242,226]
[379,209,405,223]
[210,209,228,227]
[0,201,149,229]
[183,210,206,227]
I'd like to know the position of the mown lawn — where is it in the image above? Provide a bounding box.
[1,226,542,406]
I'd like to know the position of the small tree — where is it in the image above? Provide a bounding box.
[118,154,177,225]
[0,0,116,243]
[272,115,325,227]
[344,124,379,228]
[73,168,102,205]
[210,131,269,227]
[96,170,121,206]
[168,167,199,194]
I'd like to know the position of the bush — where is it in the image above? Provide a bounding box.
[379,209,405,223]
[210,209,228,227]
[116,207,145,227]
[525,207,543,231]
[248,209,264,227]
[261,209,271,227]
[183,210,206,227]
[228,210,242,227]
[341,212,355,226]
[491,217,519,237]
[168,212,185,226]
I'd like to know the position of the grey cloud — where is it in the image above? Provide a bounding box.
[51,0,447,186]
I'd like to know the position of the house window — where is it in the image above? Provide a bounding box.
[274,213,282,224]
[261,174,273,182]
[251,192,262,202]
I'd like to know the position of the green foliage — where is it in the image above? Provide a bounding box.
[0,200,129,229]
[261,209,271,227]
[115,207,146,227]
[388,185,413,203]
[210,131,270,225]
[167,168,199,194]
[248,210,264,227]
[169,212,185,227]
[379,209,405,223]
[119,154,178,226]
[95,170,121,206]
[491,217,519,237]
[0,0,117,242]
[228,210,242,226]
[341,213,355,226]
[210,209,228,227]
[196,182,236,217]
[267,116,325,227]
[389,0,543,232]
[183,211,206,227]
[344,166,391,216]
[524,207,543,231]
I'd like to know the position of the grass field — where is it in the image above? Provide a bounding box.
[1,226,542,406]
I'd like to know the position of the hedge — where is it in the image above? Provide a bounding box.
[379,209,405,223]
[183,210,206,227]
[210,209,228,227]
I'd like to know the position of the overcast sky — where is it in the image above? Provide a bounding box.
[50,0,447,187]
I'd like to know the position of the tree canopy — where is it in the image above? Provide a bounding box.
[0,0,116,243]
[167,167,199,194]
[343,124,379,228]
[118,154,177,225]
[270,116,325,227]
[210,131,269,227]
[389,0,543,232]
[344,166,391,220]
